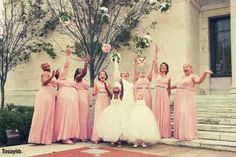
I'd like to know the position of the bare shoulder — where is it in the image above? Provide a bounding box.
[41,71,50,77]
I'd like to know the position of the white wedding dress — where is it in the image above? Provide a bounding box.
[127,99,160,144]
[112,59,135,114]
[96,98,129,142]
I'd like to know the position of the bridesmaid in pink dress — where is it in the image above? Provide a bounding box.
[134,57,155,109]
[53,48,79,144]
[74,56,92,141]
[91,71,111,143]
[152,46,171,138]
[28,63,56,145]
[173,64,212,140]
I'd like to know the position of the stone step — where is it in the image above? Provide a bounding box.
[159,138,236,152]
[196,104,236,108]
[197,131,236,142]
[170,112,236,119]
[197,117,236,125]
[197,113,236,118]
[171,123,236,133]
[170,117,236,125]
[170,130,236,142]
[197,108,236,113]
[198,124,236,133]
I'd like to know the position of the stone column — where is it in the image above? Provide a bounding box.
[229,0,236,94]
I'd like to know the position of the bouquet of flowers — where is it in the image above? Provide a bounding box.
[99,6,110,23]
[157,0,172,12]
[59,12,71,26]
[133,33,152,66]
[102,43,111,53]
[111,52,121,63]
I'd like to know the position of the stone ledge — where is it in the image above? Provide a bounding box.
[159,138,236,152]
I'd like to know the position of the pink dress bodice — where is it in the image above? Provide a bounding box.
[41,72,56,88]
[155,74,170,89]
[135,77,151,90]
[56,79,76,89]
[96,82,108,94]
[176,74,196,92]
[76,79,90,90]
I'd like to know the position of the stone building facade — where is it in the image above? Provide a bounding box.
[3,0,236,105]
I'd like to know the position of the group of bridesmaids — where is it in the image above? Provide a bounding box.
[28,45,212,147]
[28,48,91,145]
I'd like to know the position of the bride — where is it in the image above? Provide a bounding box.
[113,57,135,114]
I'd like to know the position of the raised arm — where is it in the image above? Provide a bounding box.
[76,56,89,81]
[113,58,120,84]
[147,60,155,81]
[134,58,139,82]
[59,48,71,80]
[41,71,55,86]
[154,45,159,75]
[193,70,213,84]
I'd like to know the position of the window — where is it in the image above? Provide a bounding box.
[209,15,231,77]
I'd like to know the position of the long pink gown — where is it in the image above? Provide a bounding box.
[91,81,110,142]
[53,80,79,141]
[174,74,197,140]
[75,79,92,141]
[134,77,152,109]
[53,56,79,141]
[152,74,171,138]
[28,72,56,144]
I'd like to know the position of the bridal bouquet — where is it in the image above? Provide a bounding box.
[134,33,152,66]
[59,12,71,26]
[111,52,121,63]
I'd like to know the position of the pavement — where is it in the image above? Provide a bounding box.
[0,142,236,157]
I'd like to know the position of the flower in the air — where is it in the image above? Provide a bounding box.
[144,34,153,43]
[136,56,147,66]
[99,7,109,13]
[102,44,111,53]
[148,0,157,5]
[101,13,110,23]
[158,2,172,12]
[111,52,121,63]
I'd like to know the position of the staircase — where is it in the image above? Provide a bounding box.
[159,95,236,151]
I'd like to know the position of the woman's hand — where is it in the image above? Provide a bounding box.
[51,70,55,78]
[65,48,71,56]
[155,45,159,54]
[205,70,213,75]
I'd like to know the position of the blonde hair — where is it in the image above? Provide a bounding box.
[183,64,193,73]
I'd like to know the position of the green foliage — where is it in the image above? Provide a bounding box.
[157,0,172,12]
[40,17,59,36]
[134,36,150,49]
[0,105,34,145]
[26,41,57,59]
[59,12,71,22]
[74,42,84,57]
[114,30,131,48]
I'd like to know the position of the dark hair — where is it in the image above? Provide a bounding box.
[160,62,169,74]
[98,70,108,81]
[55,69,60,80]
[120,71,129,77]
[74,68,83,81]
[41,63,49,71]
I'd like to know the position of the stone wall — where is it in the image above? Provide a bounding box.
[199,0,230,94]
[3,0,233,105]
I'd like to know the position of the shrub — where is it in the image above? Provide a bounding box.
[0,104,34,146]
